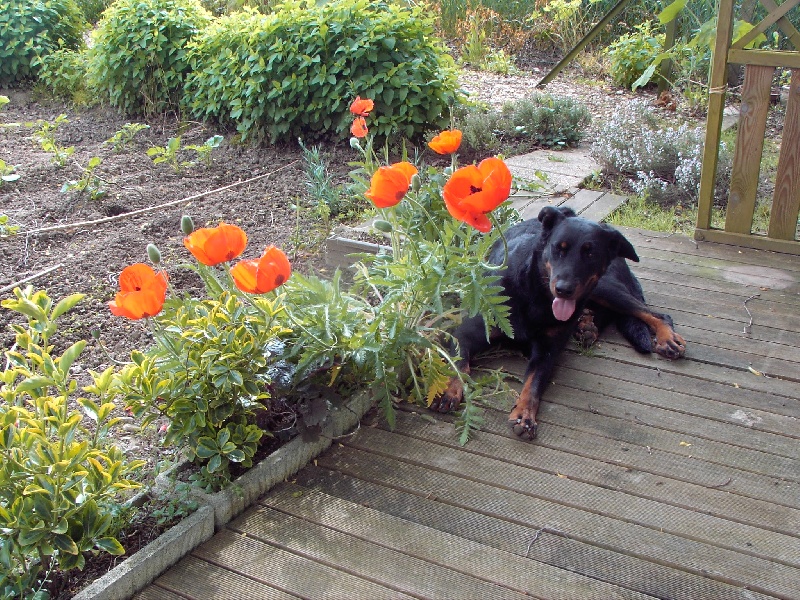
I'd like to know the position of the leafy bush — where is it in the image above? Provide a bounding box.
[0,287,144,598]
[591,100,731,205]
[457,93,591,154]
[87,0,212,116]
[0,0,86,86]
[36,48,94,106]
[183,0,458,142]
[605,20,664,89]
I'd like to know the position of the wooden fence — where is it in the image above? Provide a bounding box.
[696,0,800,254]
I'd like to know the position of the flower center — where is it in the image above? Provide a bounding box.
[470,185,482,194]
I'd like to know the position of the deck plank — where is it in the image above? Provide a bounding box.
[230,505,535,600]
[340,424,800,566]
[293,466,779,600]
[313,446,799,599]
[254,485,653,600]
[192,530,414,599]
[136,230,800,599]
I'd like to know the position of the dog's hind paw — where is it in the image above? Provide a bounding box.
[574,308,599,348]
[430,377,463,413]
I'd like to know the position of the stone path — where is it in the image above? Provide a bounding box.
[505,145,628,221]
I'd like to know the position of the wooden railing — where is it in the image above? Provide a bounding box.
[697,0,800,254]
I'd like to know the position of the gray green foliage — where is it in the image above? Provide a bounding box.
[457,93,591,154]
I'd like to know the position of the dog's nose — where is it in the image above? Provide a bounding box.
[555,282,575,297]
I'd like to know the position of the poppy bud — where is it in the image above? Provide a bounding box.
[181,215,195,235]
[373,219,393,233]
[349,137,362,150]
[146,243,162,265]
[443,167,453,176]
[410,174,421,192]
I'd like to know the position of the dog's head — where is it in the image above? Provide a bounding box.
[538,206,638,321]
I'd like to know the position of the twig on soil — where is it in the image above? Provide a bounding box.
[742,294,759,334]
[0,263,64,294]
[22,160,300,236]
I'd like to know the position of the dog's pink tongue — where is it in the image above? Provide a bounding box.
[552,297,576,321]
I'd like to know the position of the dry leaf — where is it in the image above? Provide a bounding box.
[679,441,692,447]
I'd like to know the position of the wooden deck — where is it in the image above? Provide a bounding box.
[136,230,800,600]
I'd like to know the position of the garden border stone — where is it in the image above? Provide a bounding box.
[73,390,375,600]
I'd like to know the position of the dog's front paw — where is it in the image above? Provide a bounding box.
[655,330,686,359]
[430,377,463,413]
[574,308,599,348]
[508,402,538,440]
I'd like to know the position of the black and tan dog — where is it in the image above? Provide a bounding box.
[431,206,686,439]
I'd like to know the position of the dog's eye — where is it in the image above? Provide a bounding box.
[582,243,594,258]
[557,242,569,256]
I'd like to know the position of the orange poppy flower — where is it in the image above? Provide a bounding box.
[428,129,463,155]
[231,246,292,294]
[442,157,512,232]
[183,222,247,266]
[365,161,418,208]
[350,117,368,138]
[349,96,374,117]
[109,263,168,320]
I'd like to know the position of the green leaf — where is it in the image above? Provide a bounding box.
[57,340,86,376]
[16,375,56,393]
[52,533,79,555]
[658,0,687,24]
[94,536,125,555]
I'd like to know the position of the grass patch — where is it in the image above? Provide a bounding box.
[606,193,725,235]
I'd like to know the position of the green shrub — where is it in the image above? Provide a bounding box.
[605,20,664,89]
[457,93,591,155]
[87,0,212,116]
[183,0,458,142]
[0,287,144,597]
[37,48,94,105]
[0,0,86,86]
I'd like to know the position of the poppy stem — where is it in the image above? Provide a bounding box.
[488,212,509,270]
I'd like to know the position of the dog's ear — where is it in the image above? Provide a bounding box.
[604,226,639,262]
[538,206,574,230]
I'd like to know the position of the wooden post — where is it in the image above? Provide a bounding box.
[658,14,678,93]
[767,69,800,240]
[696,0,736,232]
[725,64,775,234]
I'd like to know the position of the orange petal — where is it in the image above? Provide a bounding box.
[349,96,374,117]
[365,165,411,208]
[391,161,418,181]
[428,129,462,154]
[230,259,260,293]
[184,223,247,266]
[256,246,292,293]
[109,289,164,320]
[350,117,368,138]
